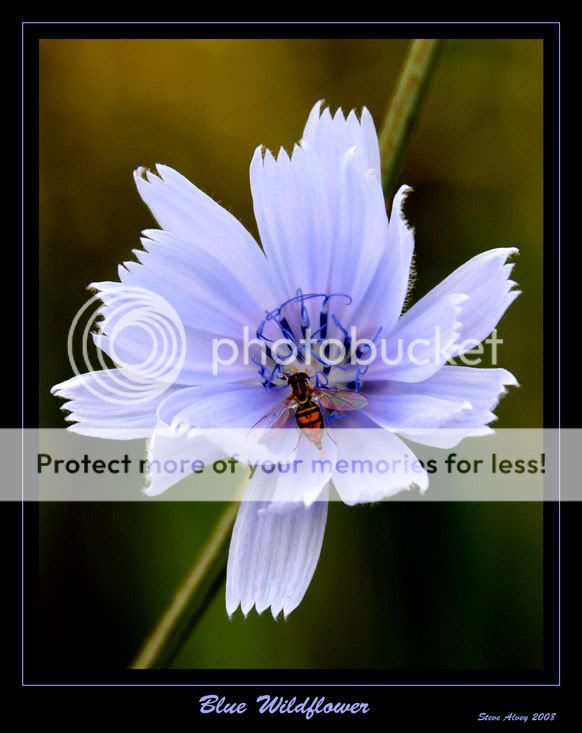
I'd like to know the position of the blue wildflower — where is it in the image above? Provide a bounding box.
[52,102,519,618]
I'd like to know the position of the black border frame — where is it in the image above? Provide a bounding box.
[19,19,566,718]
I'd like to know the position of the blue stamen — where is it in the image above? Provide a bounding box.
[315,371,329,388]
[255,290,373,393]
[299,289,310,339]
[319,296,330,339]
[276,316,295,341]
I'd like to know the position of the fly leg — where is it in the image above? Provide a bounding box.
[293,428,304,453]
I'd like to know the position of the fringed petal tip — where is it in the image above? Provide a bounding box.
[493,370,520,411]
[226,483,328,624]
[225,595,290,620]
[225,602,294,621]
[503,246,519,259]
[299,99,382,179]
[134,165,164,188]
[500,369,519,388]
[141,483,165,498]
[133,165,148,183]
[305,99,373,126]
[50,382,65,397]
[133,164,170,185]
[50,375,87,399]
[250,144,267,168]
[390,184,415,227]
[395,183,414,200]
[86,280,118,295]
[339,145,381,186]
[308,98,325,117]
[417,482,429,496]
[64,422,86,433]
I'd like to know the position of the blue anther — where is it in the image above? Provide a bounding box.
[255,290,365,389]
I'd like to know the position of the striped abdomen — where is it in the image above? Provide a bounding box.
[295,400,325,449]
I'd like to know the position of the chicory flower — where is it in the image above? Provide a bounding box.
[52,102,519,619]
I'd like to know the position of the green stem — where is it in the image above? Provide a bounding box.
[379,39,443,198]
[131,497,241,669]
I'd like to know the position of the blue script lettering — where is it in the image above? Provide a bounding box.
[199,695,247,715]
[256,695,369,720]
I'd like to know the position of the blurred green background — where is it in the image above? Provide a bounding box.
[39,39,543,672]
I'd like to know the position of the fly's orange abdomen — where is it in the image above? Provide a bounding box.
[295,401,325,449]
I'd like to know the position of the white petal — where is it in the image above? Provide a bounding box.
[382,365,519,448]
[133,165,274,304]
[351,185,416,336]
[249,144,333,300]
[249,103,385,305]
[301,101,381,179]
[91,282,254,386]
[226,473,328,618]
[363,390,472,431]
[50,369,181,439]
[404,248,519,355]
[145,383,294,496]
[331,421,428,504]
[165,384,285,431]
[156,383,243,428]
[118,229,266,337]
[367,293,467,383]
[323,148,389,327]
[143,426,221,496]
[85,165,281,389]
[382,365,518,408]
[271,432,336,507]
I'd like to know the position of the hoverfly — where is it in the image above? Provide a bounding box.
[252,371,368,453]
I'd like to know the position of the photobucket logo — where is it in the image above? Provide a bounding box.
[211,326,503,375]
[67,286,187,405]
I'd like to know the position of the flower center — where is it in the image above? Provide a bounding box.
[254,289,379,392]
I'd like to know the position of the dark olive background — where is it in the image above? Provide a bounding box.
[39,39,542,670]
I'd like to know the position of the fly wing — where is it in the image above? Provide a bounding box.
[250,399,292,430]
[315,388,368,412]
